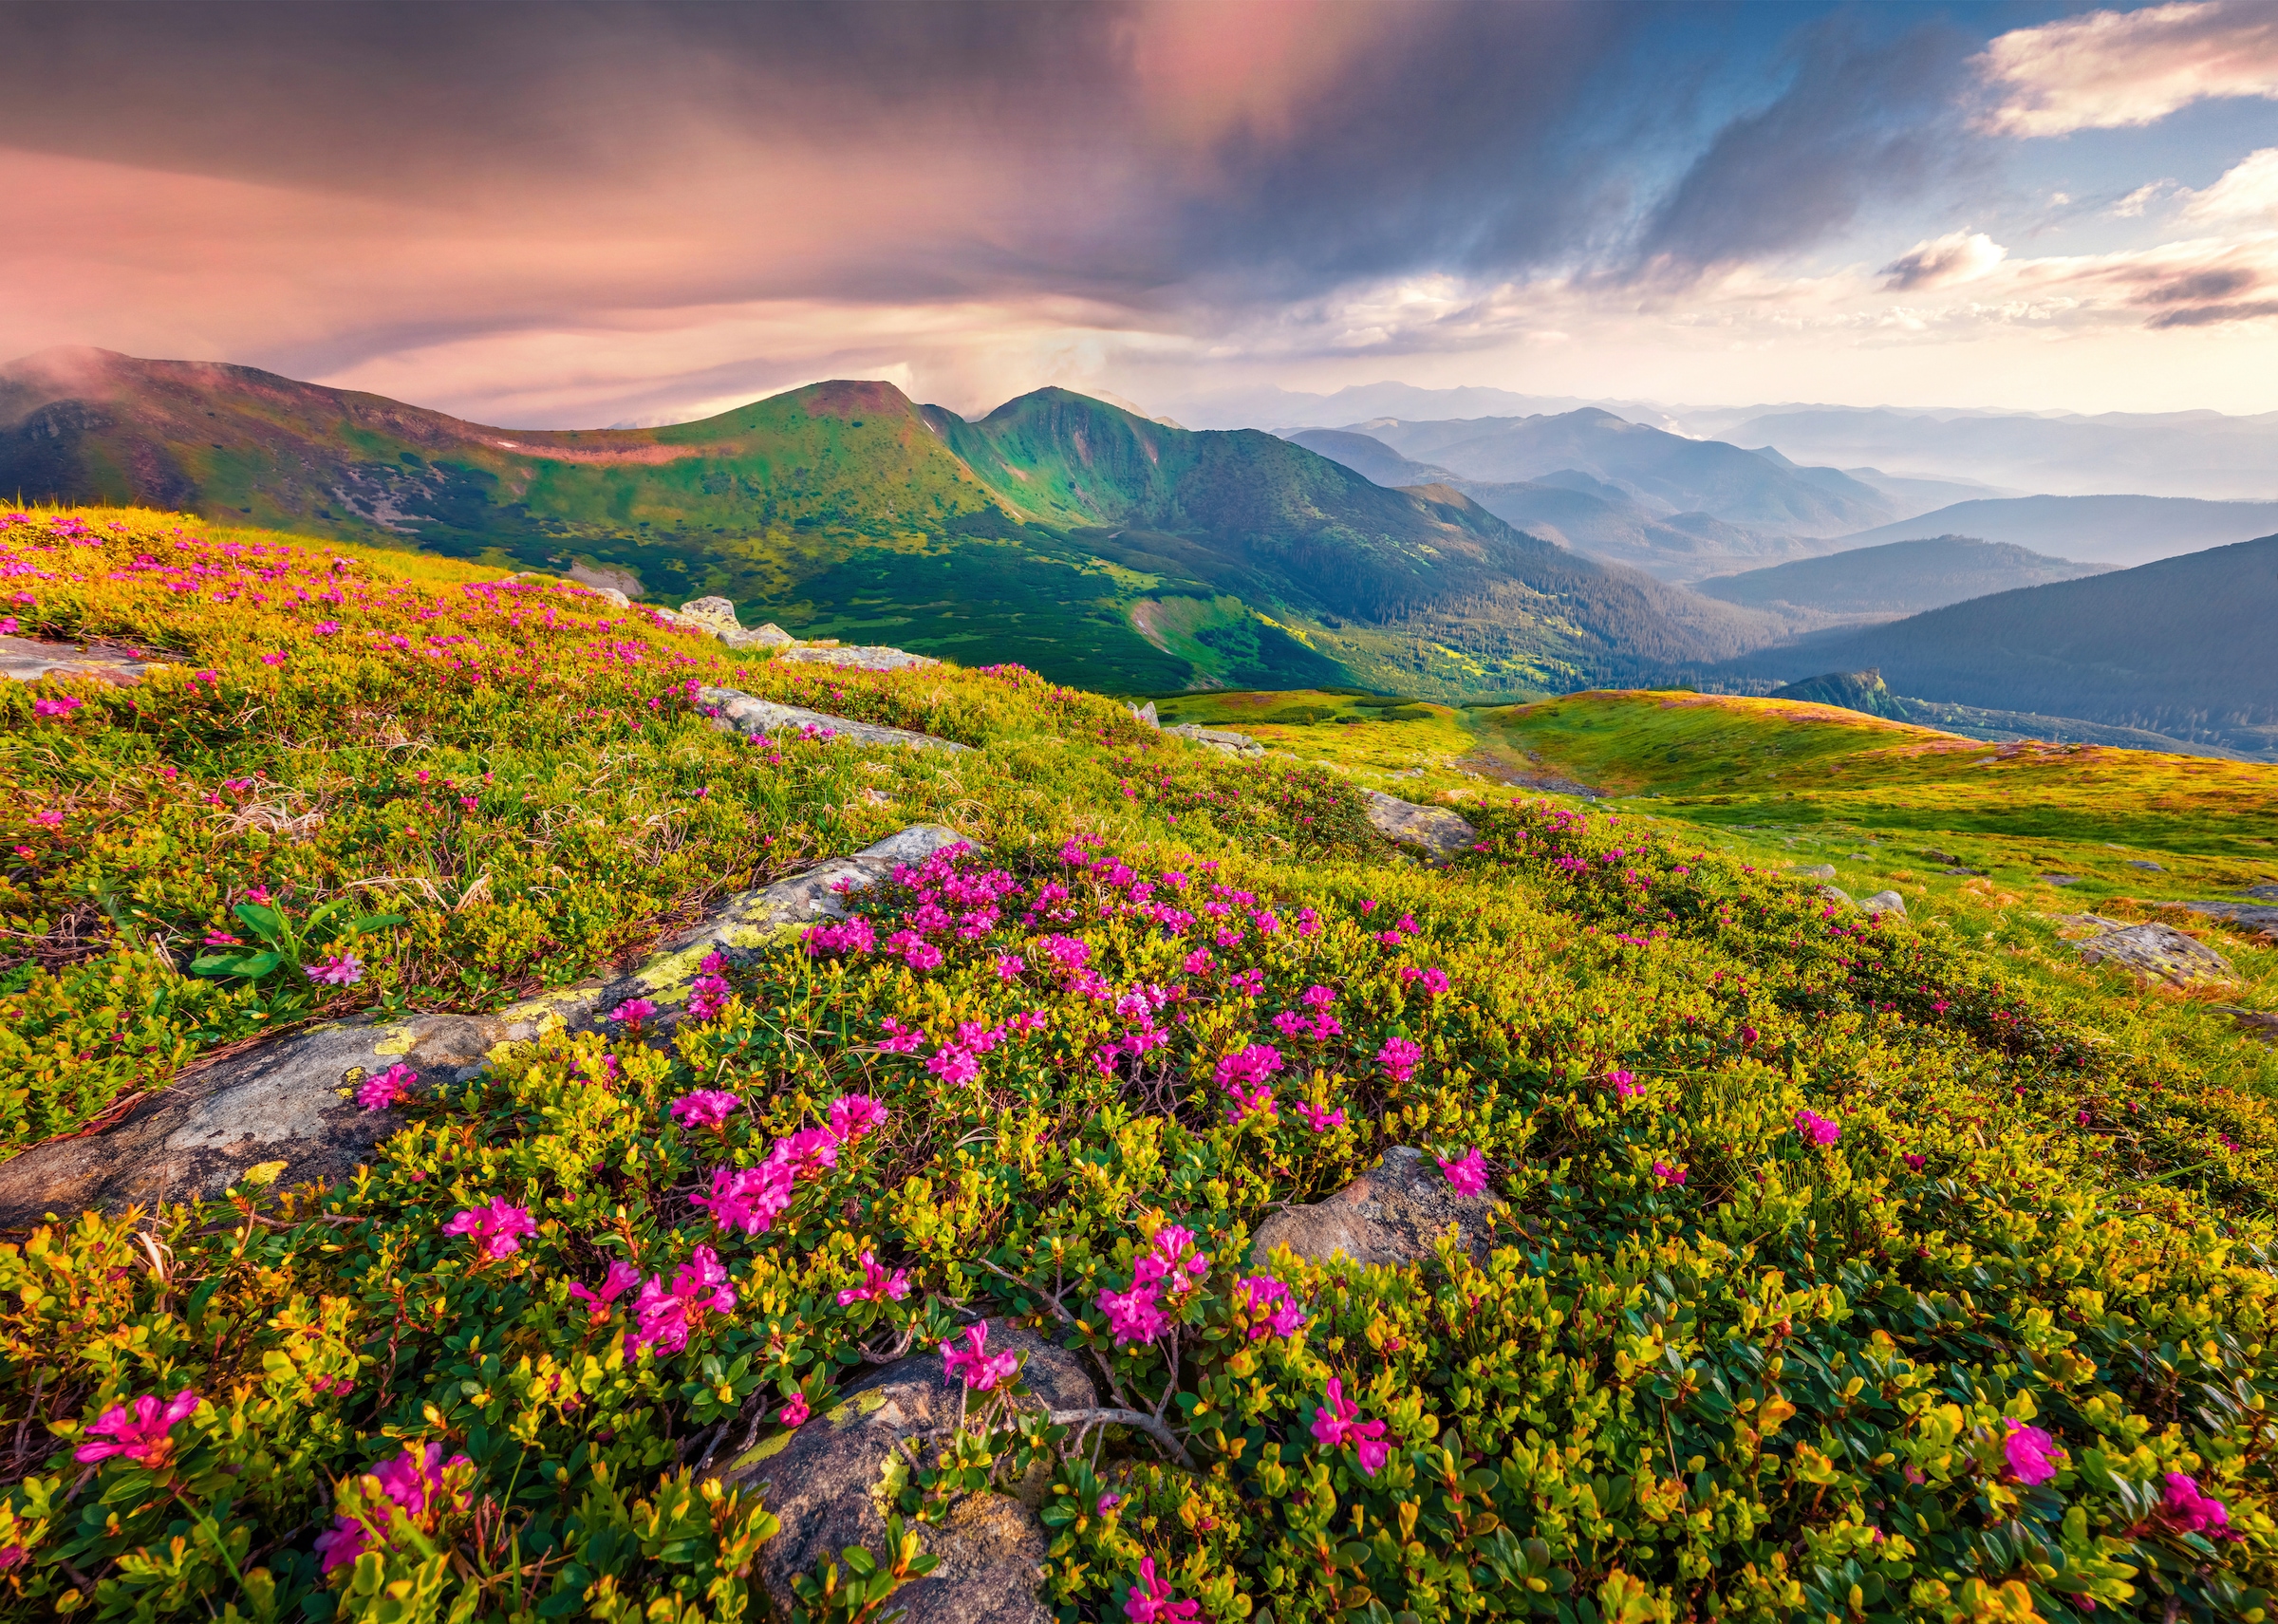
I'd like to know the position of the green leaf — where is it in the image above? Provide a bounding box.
[232,902,286,943]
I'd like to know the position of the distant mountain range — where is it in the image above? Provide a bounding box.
[1765,669,2259,760]
[1823,494,2278,569]
[1714,534,2278,756]
[0,346,1789,699]
[1696,536,2115,622]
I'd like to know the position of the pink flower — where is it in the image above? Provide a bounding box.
[569,1260,643,1323]
[1230,968,1265,997]
[1098,1279,1169,1344]
[1902,1153,1927,1171]
[357,1062,418,1111]
[1096,1491,1123,1515]
[1438,1148,1489,1197]
[626,1246,738,1357]
[192,669,220,685]
[607,997,657,1026]
[313,1441,473,1574]
[2158,1472,2238,1540]
[1377,1036,1423,1084]
[694,1161,796,1237]
[1793,1109,1841,1147]
[877,1017,925,1053]
[1296,1101,1346,1131]
[1607,1069,1642,1100]
[829,1093,887,1142]
[30,808,63,828]
[259,650,287,665]
[1311,1377,1391,1476]
[443,1197,538,1261]
[204,930,244,947]
[1124,1555,1202,1623]
[74,1388,201,1465]
[942,1323,1020,1391]
[685,973,732,1021]
[995,953,1025,980]
[313,621,343,635]
[780,1392,812,1428]
[1215,1043,1283,1090]
[1237,1275,1307,1340]
[32,696,81,719]
[1397,965,1449,996]
[2001,1419,2064,1486]
[1301,984,1336,1010]
[1652,1160,1686,1187]
[307,953,364,986]
[671,1091,742,1130]
[837,1249,911,1306]
[806,915,876,956]
[1182,947,1213,975]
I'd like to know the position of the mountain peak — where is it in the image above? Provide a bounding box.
[784,379,919,420]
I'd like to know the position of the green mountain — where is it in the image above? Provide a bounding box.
[0,346,1784,696]
[1767,667,1912,719]
[1697,535,2116,620]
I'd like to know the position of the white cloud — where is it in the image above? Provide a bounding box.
[2182,147,2278,223]
[2110,179,2175,217]
[1880,231,2008,290]
[1977,0,2278,137]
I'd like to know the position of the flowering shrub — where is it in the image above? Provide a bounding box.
[0,510,2273,1621]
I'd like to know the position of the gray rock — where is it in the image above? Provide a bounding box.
[2176,900,2278,934]
[678,596,744,636]
[1860,891,1908,917]
[1793,863,1838,880]
[779,645,939,672]
[0,826,978,1229]
[2079,922,2234,985]
[1819,885,1854,905]
[1250,1147,1501,1269]
[1129,700,1159,729]
[2217,1008,2278,1048]
[1164,723,1262,757]
[2240,886,2278,903]
[2,634,175,687]
[2040,874,2082,886]
[1359,790,1479,857]
[698,686,970,753]
[724,622,798,651]
[2125,859,2166,872]
[719,1320,1092,1624]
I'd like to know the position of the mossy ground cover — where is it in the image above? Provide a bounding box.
[3,513,2277,1623]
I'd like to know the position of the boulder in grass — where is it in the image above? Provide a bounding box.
[780,645,939,672]
[1360,791,1479,857]
[1164,723,1263,757]
[724,622,798,651]
[719,1320,1092,1624]
[697,686,971,753]
[1793,863,1838,880]
[678,596,744,636]
[1250,1147,1501,1268]
[1860,890,1908,917]
[2078,922,2233,986]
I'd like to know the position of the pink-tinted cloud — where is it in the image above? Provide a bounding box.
[1977,0,2278,137]
[1881,231,2007,290]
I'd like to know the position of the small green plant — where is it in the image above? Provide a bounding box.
[187,897,405,990]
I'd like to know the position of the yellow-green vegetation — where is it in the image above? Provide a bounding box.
[4,512,2278,1623]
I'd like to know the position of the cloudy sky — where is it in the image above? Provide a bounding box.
[4,0,2274,425]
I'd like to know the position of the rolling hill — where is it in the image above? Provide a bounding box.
[1712,533,2278,755]
[1696,535,2116,621]
[1282,427,1454,487]
[1821,493,2278,568]
[0,346,1786,699]
[1349,407,1896,534]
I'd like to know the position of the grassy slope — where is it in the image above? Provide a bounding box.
[4,512,2278,1620]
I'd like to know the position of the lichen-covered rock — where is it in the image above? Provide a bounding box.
[780,645,939,672]
[0,826,978,1229]
[1860,890,1908,917]
[2079,922,2234,985]
[1360,790,1479,857]
[719,1320,1092,1624]
[1,633,174,687]
[1250,1147,1501,1268]
[698,686,970,752]
[1129,700,1159,729]
[1792,863,1838,880]
[724,622,797,650]
[1164,723,1262,757]
[678,596,744,635]
[2179,899,2278,935]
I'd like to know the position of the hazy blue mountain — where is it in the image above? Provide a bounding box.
[1696,536,2115,620]
[1350,408,1896,535]
[1824,494,2278,568]
[1282,428,1455,487]
[1439,480,1820,583]
[1712,533,2278,754]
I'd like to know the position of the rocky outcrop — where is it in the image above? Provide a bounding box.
[1165,723,1262,757]
[2218,1008,2278,1048]
[2077,922,2234,986]
[1860,890,1908,917]
[1792,863,1838,880]
[0,826,975,1230]
[1250,1147,1502,1269]
[778,645,939,672]
[719,1320,1092,1624]
[1360,791,1479,857]
[2,633,175,686]
[2177,898,2278,937]
[698,686,971,753]
[1129,700,1159,729]
[663,599,935,669]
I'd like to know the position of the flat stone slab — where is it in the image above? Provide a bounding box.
[1,634,176,686]
[1251,1147,1501,1269]
[778,645,939,672]
[699,686,969,753]
[2218,1008,2278,1048]
[0,826,974,1229]
[1360,791,1479,857]
[720,1320,1092,1624]
[1165,723,1262,756]
[2177,900,2278,935]
[2077,922,2234,985]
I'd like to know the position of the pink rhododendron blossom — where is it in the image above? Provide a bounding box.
[1124,1556,1201,1623]
[670,1091,742,1130]
[1902,1153,1927,1171]
[357,1062,418,1111]
[805,916,875,957]
[1096,1491,1123,1514]
[2159,1472,2237,1540]
[1296,1101,1347,1131]
[32,696,81,718]
[942,1323,1020,1391]
[1377,1036,1423,1083]
[313,1441,473,1575]
[996,953,1025,980]
[829,1093,887,1142]
[836,1250,910,1306]
[192,669,220,685]
[1438,1148,1488,1197]
[1230,968,1264,998]
[694,1160,794,1236]
[308,953,364,986]
[30,809,63,829]
[626,1246,737,1357]
[1311,1378,1391,1476]
[1794,1109,1841,1147]
[685,973,732,1020]
[608,997,658,1026]
[443,1197,538,1261]
[780,1392,812,1428]
[877,1017,925,1053]
[568,1260,643,1323]
[1398,965,1450,996]
[1652,1161,1687,1187]
[1607,1069,1642,1100]
[2001,1419,2063,1486]
[1182,947,1213,975]
[1215,1043,1283,1090]
[1237,1276,1307,1340]
[75,1388,200,1465]
[259,650,287,665]
[1099,1280,1170,1344]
